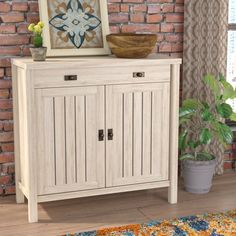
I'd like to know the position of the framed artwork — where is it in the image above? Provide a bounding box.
[39,0,110,57]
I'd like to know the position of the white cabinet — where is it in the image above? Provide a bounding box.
[12,55,181,222]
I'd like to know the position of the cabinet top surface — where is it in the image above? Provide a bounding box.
[12,54,182,70]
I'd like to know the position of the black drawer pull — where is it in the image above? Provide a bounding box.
[98,130,104,141]
[108,129,113,140]
[133,72,145,78]
[64,75,77,81]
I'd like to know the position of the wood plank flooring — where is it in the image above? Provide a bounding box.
[0,174,236,236]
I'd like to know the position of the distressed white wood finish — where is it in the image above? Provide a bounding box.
[168,64,180,204]
[106,83,170,187]
[12,65,25,204]
[12,55,181,223]
[36,87,105,195]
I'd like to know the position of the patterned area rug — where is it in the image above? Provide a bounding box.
[62,210,236,236]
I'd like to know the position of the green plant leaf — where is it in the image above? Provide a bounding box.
[179,153,195,161]
[196,152,215,161]
[179,117,190,125]
[230,112,236,122]
[216,103,233,118]
[203,74,221,95]
[179,130,188,150]
[219,73,225,82]
[214,122,233,144]
[202,102,210,109]
[179,107,196,118]
[199,128,212,144]
[187,140,200,149]
[182,99,201,110]
[220,80,236,100]
[201,108,213,121]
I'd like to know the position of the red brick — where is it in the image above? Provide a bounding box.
[123,0,144,2]
[147,0,173,2]
[171,42,183,52]
[0,58,11,68]
[109,13,129,23]
[120,4,129,12]
[0,79,12,89]
[0,46,21,56]
[0,152,14,164]
[175,5,184,13]
[165,34,183,42]
[0,2,11,13]
[1,163,15,174]
[159,43,172,52]
[3,122,13,131]
[22,47,31,56]
[29,2,39,12]
[131,4,147,12]
[156,34,164,42]
[109,26,120,34]
[5,67,11,77]
[0,175,12,185]
[130,14,145,23]
[0,35,30,46]
[108,4,120,13]
[17,23,29,34]
[122,24,160,33]
[1,143,14,152]
[146,14,163,23]
[5,185,15,194]
[162,4,174,12]
[0,112,13,120]
[147,5,161,14]
[161,23,174,32]
[174,24,184,33]
[26,13,40,23]
[0,100,12,110]
[12,2,28,12]
[0,13,24,23]
[224,161,233,170]
[108,0,122,2]
[0,132,14,142]
[0,25,16,34]
[0,69,4,78]
[166,13,184,23]
[0,90,9,99]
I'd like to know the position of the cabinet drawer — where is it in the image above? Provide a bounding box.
[33,65,170,88]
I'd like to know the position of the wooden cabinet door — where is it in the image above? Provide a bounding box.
[106,83,170,187]
[36,86,105,195]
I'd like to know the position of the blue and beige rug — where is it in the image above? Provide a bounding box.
[63,210,236,235]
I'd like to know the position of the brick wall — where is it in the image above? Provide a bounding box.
[0,0,184,195]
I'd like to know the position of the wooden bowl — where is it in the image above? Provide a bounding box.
[106,33,157,58]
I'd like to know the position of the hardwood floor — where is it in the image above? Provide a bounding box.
[0,174,236,236]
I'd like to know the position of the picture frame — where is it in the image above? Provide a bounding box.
[38,0,110,57]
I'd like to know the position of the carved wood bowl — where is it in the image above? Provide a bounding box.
[106,33,157,58]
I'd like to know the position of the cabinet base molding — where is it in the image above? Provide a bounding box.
[38,180,170,203]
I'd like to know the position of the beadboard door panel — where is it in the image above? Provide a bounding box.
[36,86,105,195]
[106,83,170,187]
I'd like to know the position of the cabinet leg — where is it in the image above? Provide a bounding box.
[28,196,38,223]
[16,184,25,204]
[168,184,177,204]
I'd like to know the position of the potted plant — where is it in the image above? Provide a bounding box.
[28,21,47,61]
[179,74,236,194]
